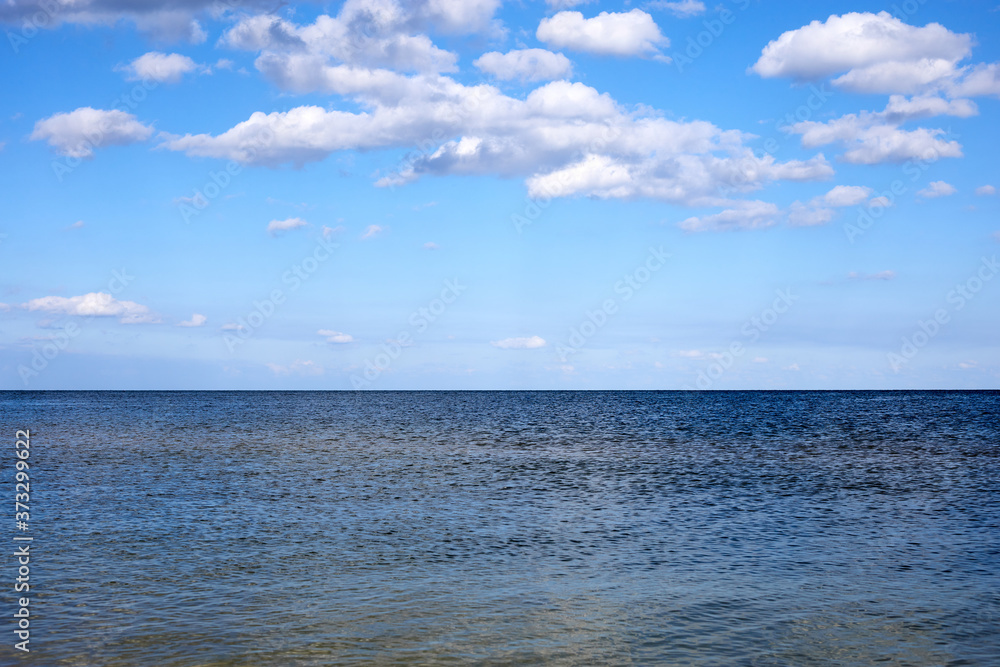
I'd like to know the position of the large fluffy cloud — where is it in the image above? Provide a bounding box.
[751,12,972,89]
[162,75,832,206]
[30,108,153,158]
[536,10,668,58]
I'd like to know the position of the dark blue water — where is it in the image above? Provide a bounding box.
[1,391,998,665]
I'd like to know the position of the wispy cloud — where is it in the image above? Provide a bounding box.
[491,335,546,349]
[267,217,308,235]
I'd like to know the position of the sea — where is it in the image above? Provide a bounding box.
[1,390,998,666]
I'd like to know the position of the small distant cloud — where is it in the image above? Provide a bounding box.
[783,363,800,371]
[958,360,978,369]
[917,181,957,198]
[0,302,10,312]
[118,52,200,83]
[412,201,437,211]
[993,231,1000,243]
[318,329,354,344]
[423,242,440,250]
[823,185,872,207]
[868,195,893,208]
[267,217,307,235]
[752,357,768,363]
[222,322,246,332]
[975,185,996,196]
[361,224,383,240]
[178,313,207,327]
[213,58,234,71]
[675,349,705,358]
[67,220,84,230]
[322,225,345,238]
[491,335,546,349]
[266,360,324,376]
[649,0,706,17]
[22,292,159,324]
[848,270,896,281]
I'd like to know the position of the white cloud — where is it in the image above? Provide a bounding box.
[537,10,668,58]
[917,180,957,198]
[788,104,964,165]
[848,270,896,281]
[975,185,996,196]
[491,335,546,349]
[119,52,198,83]
[423,241,439,249]
[161,52,833,213]
[318,329,354,343]
[868,195,893,208]
[678,200,781,232]
[322,224,345,238]
[823,185,873,207]
[361,224,383,240]
[266,360,324,376]
[787,202,834,227]
[0,303,10,312]
[69,220,86,229]
[30,107,153,158]
[22,292,159,324]
[750,12,972,87]
[178,313,207,327]
[649,1,705,18]
[473,49,573,82]
[267,217,308,235]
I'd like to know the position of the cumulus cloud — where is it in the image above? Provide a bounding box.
[118,52,199,83]
[473,48,572,82]
[491,335,546,349]
[750,12,972,89]
[786,97,967,165]
[361,224,383,240]
[159,18,843,218]
[178,313,207,327]
[649,1,706,18]
[30,107,153,158]
[22,292,159,324]
[975,185,996,196]
[537,10,668,58]
[267,217,308,235]
[546,0,592,8]
[318,329,354,343]
[917,180,957,198]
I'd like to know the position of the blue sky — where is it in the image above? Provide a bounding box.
[1,0,998,389]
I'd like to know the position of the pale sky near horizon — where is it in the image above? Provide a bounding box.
[1,0,998,389]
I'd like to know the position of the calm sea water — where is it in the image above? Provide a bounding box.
[1,391,998,666]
